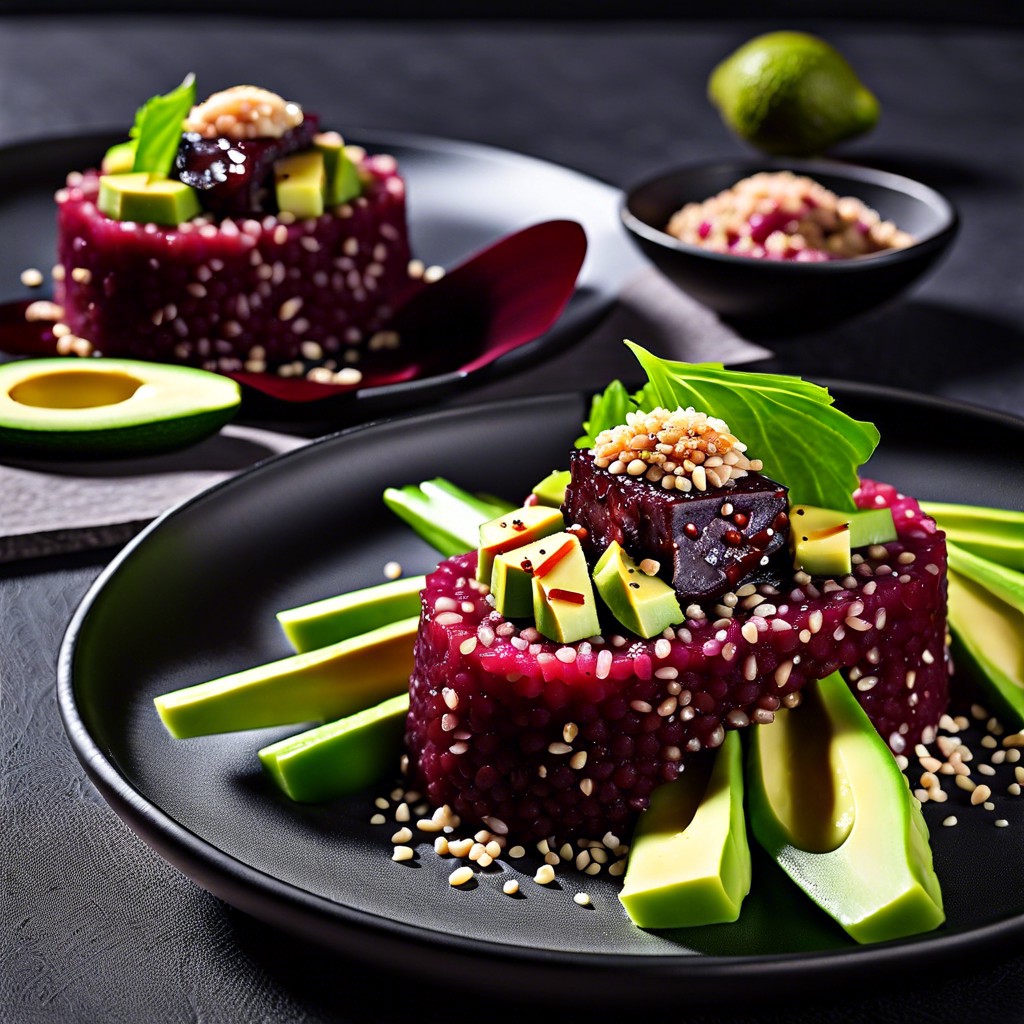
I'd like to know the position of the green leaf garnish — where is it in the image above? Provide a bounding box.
[130,74,197,177]
[575,379,638,448]
[601,342,879,512]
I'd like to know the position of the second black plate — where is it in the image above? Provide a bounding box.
[58,385,1024,1005]
[0,129,639,419]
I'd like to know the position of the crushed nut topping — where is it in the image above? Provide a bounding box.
[184,85,303,140]
[592,407,762,492]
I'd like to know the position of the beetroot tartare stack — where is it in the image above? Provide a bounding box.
[406,397,949,843]
[45,79,414,381]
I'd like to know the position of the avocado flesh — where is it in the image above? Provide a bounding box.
[101,140,137,175]
[532,535,601,644]
[947,568,1024,728]
[476,504,564,584]
[531,469,571,508]
[922,499,1024,568]
[259,693,409,802]
[791,504,896,553]
[491,533,575,619]
[98,172,201,226]
[0,358,240,457]
[154,616,417,739]
[593,541,683,639]
[313,132,363,206]
[278,575,425,653]
[274,149,326,219]
[619,732,751,928]
[748,672,944,944]
[792,522,852,577]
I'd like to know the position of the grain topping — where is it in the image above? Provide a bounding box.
[591,406,762,491]
[184,85,303,140]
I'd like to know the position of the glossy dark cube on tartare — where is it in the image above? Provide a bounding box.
[563,447,791,604]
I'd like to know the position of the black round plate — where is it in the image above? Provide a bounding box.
[0,130,638,418]
[58,386,1024,1005]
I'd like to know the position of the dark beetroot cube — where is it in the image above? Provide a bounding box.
[174,116,319,216]
[562,448,790,604]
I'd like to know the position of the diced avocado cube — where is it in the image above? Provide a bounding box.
[491,531,576,619]
[258,692,409,802]
[476,504,564,584]
[97,173,201,226]
[789,505,852,576]
[532,535,600,644]
[531,469,570,508]
[619,731,751,928]
[314,131,363,206]
[101,140,137,175]
[593,541,683,639]
[274,149,326,219]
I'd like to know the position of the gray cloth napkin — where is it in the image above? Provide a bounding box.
[0,269,769,563]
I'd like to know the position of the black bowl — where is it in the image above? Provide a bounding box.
[621,159,958,335]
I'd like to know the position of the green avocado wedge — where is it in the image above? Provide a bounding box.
[154,616,417,739]
[947,567,1024,729]
[259,693,409,802]
[619,732,751,929]
[0,358,240,457]
[278,575,425,653]
[923,501,1024,571]
[747,672,944,944]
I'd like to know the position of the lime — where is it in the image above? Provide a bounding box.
[708,31,880,156]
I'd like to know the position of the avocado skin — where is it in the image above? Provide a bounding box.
[0,358,240,458]
[747,672,944,944]
[925,501,1024,572]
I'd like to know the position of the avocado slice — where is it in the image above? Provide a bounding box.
[98,172,201,226]
[947,566,1024,728]
[0,358,240,457]
[748,672,945,944]
[924,501,1024,572]
[153,616,417,739]
[531,469,570,508]
[791,504,896,551]
[593,541,683,639]
[258,693,409,802]
[476,504,565,584]
[383,478,515,557]
[619,732,751,928]
[531,534,601,643]
[313,132,363,206]
[274,149,327,219]
[277,575,425,653]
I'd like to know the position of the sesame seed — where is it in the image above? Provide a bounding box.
[942,816,958,827]
[503,879,520,895]
[20,267,44,288]
[395,802,411,822]
[392,826,413,843]
[573,892,591,906]
[534,865,556,885]
[449,866,474,887]
[370,813,386,825]
[971,785,992,805]
[392,845,414,862]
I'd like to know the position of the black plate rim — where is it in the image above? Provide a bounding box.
[0,127,628,415]
[621,156,960,272]
[57,382,1024,998]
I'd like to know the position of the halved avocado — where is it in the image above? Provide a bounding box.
[0,358,240,457]
[748,672,944,944]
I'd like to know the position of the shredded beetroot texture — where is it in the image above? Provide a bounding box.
[406,481,948,842]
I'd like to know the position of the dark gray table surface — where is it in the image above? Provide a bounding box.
[2,17,1023,1024]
